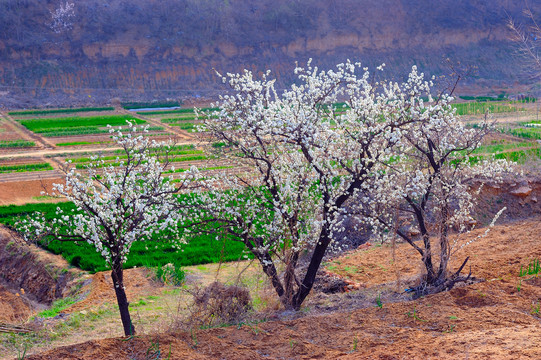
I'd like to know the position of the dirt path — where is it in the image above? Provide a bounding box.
[0,112,56,149]
[0,146,124,160]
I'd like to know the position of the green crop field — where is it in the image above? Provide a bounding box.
[64,145,203,166]
[137,107,219,116]
[0,201,249,273]
[121,101,180,110]
[160,116,198,123]
[0,162,53,173]
[170,122,197,132]
[18,115,145,136]
[499,121,541,140]
[0,140,35,148]
[452,102,522,116]
[471,141,538,155]
[56,141,112,147]
[8,107,115,116]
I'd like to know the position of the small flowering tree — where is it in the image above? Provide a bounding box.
[357,81,512,296]
[18,125,198,336]
[196,61,438,310]
[49,1,75,34]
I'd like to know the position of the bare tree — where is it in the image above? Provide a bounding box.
[508,5,541,80]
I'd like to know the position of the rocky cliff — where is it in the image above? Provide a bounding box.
[0,0,537,107]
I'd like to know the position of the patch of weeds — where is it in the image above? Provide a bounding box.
[376,264,388,272]
[405,305,426,322]
[3,333,32,360]
[449,315,458,320]
[162,287,183,295]
[289,339,297,348]
[375,293,383,308]
[151,263,185,286]
[195,264,208,271]
[237,320,268,335]
[190,329,198,349]
[144,338,172,360]
[519,258,540,277]
[129,299,148,308]
[31,195,57,201]
[531,301,540,316]
[351,337,358,352]
[475,289,486,297]
[442,324,456,333]
[517,280,522,293]
[37,297,77,318]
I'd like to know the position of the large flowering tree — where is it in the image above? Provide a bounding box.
[195,61,451,310]
[18,125,198,336]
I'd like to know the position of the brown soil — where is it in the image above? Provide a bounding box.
[0,178,64,205]
[64,268,163,314]
[0,228,73,307]
[23,219,541,360]
[0,285,32,323]
[325,220,541,289]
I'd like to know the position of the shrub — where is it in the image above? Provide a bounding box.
[188,282,252,328]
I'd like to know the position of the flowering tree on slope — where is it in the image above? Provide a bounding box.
[18,125,198,336]
[354,76,512,296]
[195,61,456,310]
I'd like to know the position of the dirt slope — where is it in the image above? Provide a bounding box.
[24,219,541,360]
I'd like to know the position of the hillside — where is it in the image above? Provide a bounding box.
[0,0,539,107]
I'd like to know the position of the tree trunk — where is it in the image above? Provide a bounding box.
[421,233,437,285]
[111,265,135,336]
[291,228,332,310]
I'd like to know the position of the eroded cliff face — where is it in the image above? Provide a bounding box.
[0,0,536,107]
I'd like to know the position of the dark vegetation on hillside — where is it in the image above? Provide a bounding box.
[0,0,539,107]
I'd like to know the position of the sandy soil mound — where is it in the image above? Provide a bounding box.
[64,268,162,313]
[0,285,31,323]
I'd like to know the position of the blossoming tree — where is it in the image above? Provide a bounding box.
[18,125,198,336]
[195,61,447,310]
[49,1,75,34]
[354,79,512,296]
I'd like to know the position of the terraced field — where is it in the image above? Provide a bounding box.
[0,106,249,194]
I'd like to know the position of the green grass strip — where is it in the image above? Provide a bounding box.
[137,107,219,116]
[37,297,77,318]
[0,163,53,173]
[452,102,521,116]
[8,107,114,116]
[41,128,110,137]
[161,116,198,123]
[0,140,35,148]
[19,115,144,132]
[56,141,112,147]
[122,101,180,110]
